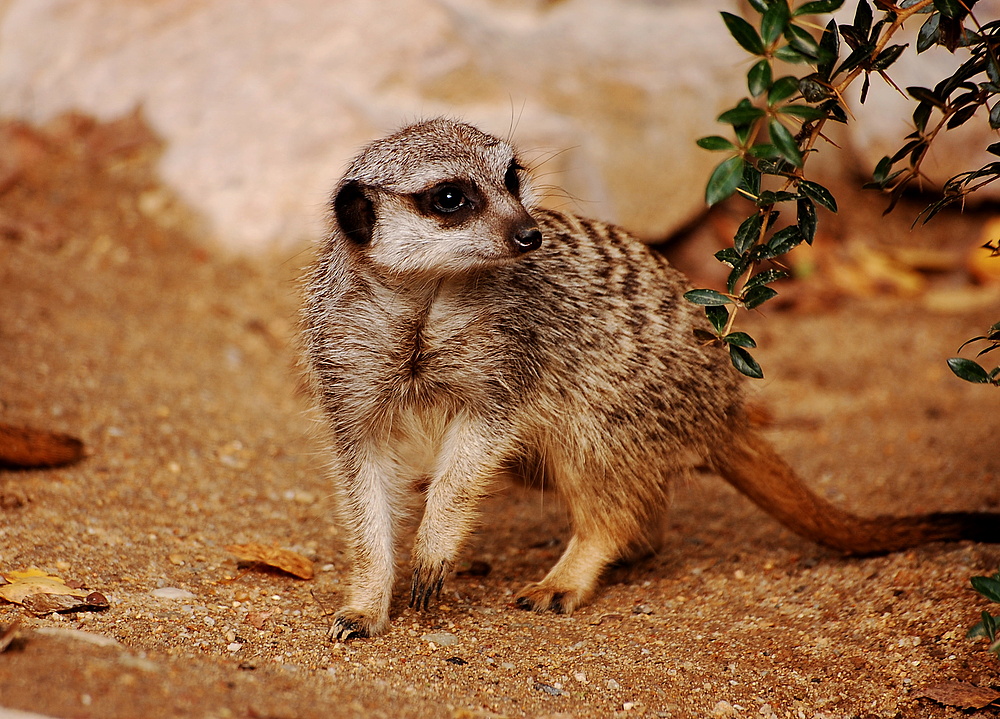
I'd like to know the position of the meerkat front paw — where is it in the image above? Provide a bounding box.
[409,559,451,611]
[514,582,586,614]
[328,609,386,642]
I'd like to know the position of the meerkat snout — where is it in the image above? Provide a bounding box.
[512,223,542,253]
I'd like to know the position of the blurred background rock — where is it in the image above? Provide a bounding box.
[1,0,996,252]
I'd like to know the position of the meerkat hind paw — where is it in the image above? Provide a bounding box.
[514,583,585,614]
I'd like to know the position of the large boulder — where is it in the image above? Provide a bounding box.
[0,0,748,250]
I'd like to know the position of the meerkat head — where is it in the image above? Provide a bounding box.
[329,118,542,278]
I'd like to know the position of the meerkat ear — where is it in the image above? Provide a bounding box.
[333,181,375,245]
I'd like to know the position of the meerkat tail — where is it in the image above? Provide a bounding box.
[710,425,1000,555]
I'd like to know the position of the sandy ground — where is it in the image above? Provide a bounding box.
[1,113,999,719]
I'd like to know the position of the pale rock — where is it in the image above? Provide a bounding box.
[0,0,748,250]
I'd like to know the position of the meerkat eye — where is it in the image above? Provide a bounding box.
[430,185,468,214]
[505,162,523,197]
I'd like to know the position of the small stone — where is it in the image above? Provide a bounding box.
[711,700,738,718]
[420,632,458,647]
[227,642,243,652]
[149,587,196,600]
[606,678,621,691]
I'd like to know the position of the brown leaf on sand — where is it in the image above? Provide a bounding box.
[226,543,314,580]
[917,682,1000,709]
[0,569,108,615]
[0,423,85,468]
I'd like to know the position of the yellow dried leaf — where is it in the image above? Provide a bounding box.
[0,570,88,605]
[226,543,314,580]
[2,568,50,582]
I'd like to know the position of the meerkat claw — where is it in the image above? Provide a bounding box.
[328,611,374,642]
[409,563,448,611]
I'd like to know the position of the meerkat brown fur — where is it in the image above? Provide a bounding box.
[302,118,1000,640]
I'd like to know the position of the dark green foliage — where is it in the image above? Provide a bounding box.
[698,0,1000,661]
[968,570,1000,657]
[693,0,1000,381]
[948,319,1000,386]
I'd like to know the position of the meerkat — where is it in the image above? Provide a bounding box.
[301,118,1000,641]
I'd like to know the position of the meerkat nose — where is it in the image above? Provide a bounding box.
[513,226,543,253]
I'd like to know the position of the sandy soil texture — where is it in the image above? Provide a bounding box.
[1,114,999,719]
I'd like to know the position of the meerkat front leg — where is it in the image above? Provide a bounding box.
[330,448,407,641]
[409,416,511,610]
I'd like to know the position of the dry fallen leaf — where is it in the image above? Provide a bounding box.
[918,681,1000,709]
[226,543,314,580]
[0,569,108,615]
[0,423,85,468]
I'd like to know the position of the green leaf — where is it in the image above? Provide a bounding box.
[817,19,840,80]
[757,190,798,204]
[730,345,764,379]
[724,332,758,348]
[740,162,763,197]
[913,102,932,133]
[769,75,801,104]
[748,0,769,12]
[722,12,766,54]
[933,0,964,18]
[767,225,804,255]
[718,105,767,126]
[948,104,979,130]
[734,214,765,254]
[853,0,873,36]
[748,60,773,97]
[990,102,1000,130]
[769,118,803,167]
[777,104,827,120]
[917,12,940,52]
[798,179,838,211]
[873,156,893,184]
[742,285,779,309]
[746,268,790,290]
[705,305,729,333]
[871,44,908,71]
[698,135,737,151]
[907,86,945,108]
[726,258,751,294]
[706,156,746,206]
[761,1,791,46]
[972,575,1000,603]
[685,289,734,306]
[989,58,1000,86]
[797,198,817,244]
[988,142,1000,157]
[947,357,992,383]
[784,24,821,59]
[794,0,845,16]
[715,247,742,266]
[774,44,810,63]
[748,143,780,158]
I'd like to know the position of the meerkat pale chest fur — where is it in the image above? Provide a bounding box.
[301,118,1000,641]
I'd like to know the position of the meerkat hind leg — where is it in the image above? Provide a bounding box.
[515,530,624,614]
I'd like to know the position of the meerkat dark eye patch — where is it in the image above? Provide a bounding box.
[505,162,523,197]
[431,184,468,213]
[415,182,480,224]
